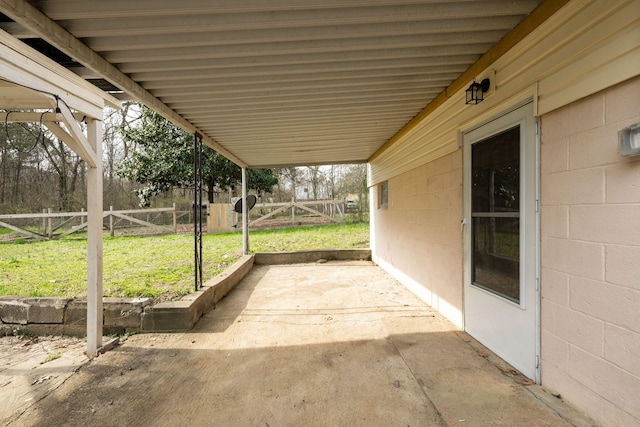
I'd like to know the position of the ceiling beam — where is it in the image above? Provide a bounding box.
[0,0,247,168]
[42,2,540,37]
[35,0,529,19]
[107,32,504,64]
[85,17,523,51]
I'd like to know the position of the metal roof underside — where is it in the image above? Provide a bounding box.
[0,0,543,168]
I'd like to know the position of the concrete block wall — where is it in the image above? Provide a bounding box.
[0,255,257,336]
[371,149,463,326]
[0,296,151,336]
[540,76,640,426]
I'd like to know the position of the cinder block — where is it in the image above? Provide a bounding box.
[540,268,569,306]
[541,237,604,281]
[541,329,570,372]
[541,205,569,239]
[426,174,444,194]
[541,168,605,206]
[0,299,29,324]
[540,135,569,174]
[570,276,640,334]
[441,169,462,192]
[141,303,195,332]
[541,299,604,357]
[606,164,640,204]
[24,298,69,324]
[569,346,640,419]
[569,125,620,170]
[567,92,605,135]
[103,298,150,329]
[606,245,640,290]
[65,300,87,325]
[570,205,640,246]
[605,323,640,377]
[541,105,571,140]
[451,148,463,168]
[605,76,640,123]
[434,154,452,175]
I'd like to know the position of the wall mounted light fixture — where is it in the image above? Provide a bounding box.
[618,123,640,157]
[465,78,491,105]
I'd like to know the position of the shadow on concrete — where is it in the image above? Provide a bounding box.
[5,262,592,427]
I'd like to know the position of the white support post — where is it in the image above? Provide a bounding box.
[86,118,103,357]
[242,167,249,255]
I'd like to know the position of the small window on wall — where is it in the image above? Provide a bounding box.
[379,181,388,209]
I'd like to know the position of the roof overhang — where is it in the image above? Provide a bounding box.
[0,0,559,168]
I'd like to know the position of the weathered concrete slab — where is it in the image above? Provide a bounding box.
[1,262,594,426]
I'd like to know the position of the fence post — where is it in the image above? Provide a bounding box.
[80,208,85,225]
[42,208,46,235]
[291,197,295,225]
[173,202,177,233]
[47,208,52,239]
[109,206,114,237]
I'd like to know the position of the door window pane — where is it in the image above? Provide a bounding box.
[473,217,520,302]
[472,127,520,213]
[471,126,520,303]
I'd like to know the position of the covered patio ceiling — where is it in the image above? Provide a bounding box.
[0,0,548,168]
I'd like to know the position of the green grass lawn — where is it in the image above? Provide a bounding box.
[0,223,369,301]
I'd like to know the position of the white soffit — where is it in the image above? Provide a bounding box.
[0,0,542,168]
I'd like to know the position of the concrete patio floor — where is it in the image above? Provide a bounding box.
[3,261,594,426]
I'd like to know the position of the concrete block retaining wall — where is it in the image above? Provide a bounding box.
[0,296,151,337]
[1,250,371,337]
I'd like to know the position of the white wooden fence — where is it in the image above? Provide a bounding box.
[249,199,345,226]
[0,205,178,240]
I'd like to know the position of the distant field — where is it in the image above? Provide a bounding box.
[0,223,369,301]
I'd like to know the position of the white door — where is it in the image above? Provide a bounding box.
[463,102,539,381]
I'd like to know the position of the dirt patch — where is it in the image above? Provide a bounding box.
[0,334,89,424]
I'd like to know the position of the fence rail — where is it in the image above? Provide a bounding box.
[0,205,178,241]
[250,199,344,226]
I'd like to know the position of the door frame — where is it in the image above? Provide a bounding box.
[461,100,540,382]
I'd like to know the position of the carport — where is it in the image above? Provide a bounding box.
[0,0,559,356]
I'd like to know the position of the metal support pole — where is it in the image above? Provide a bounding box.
[242,167,249,255]
[194,132,203,291]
